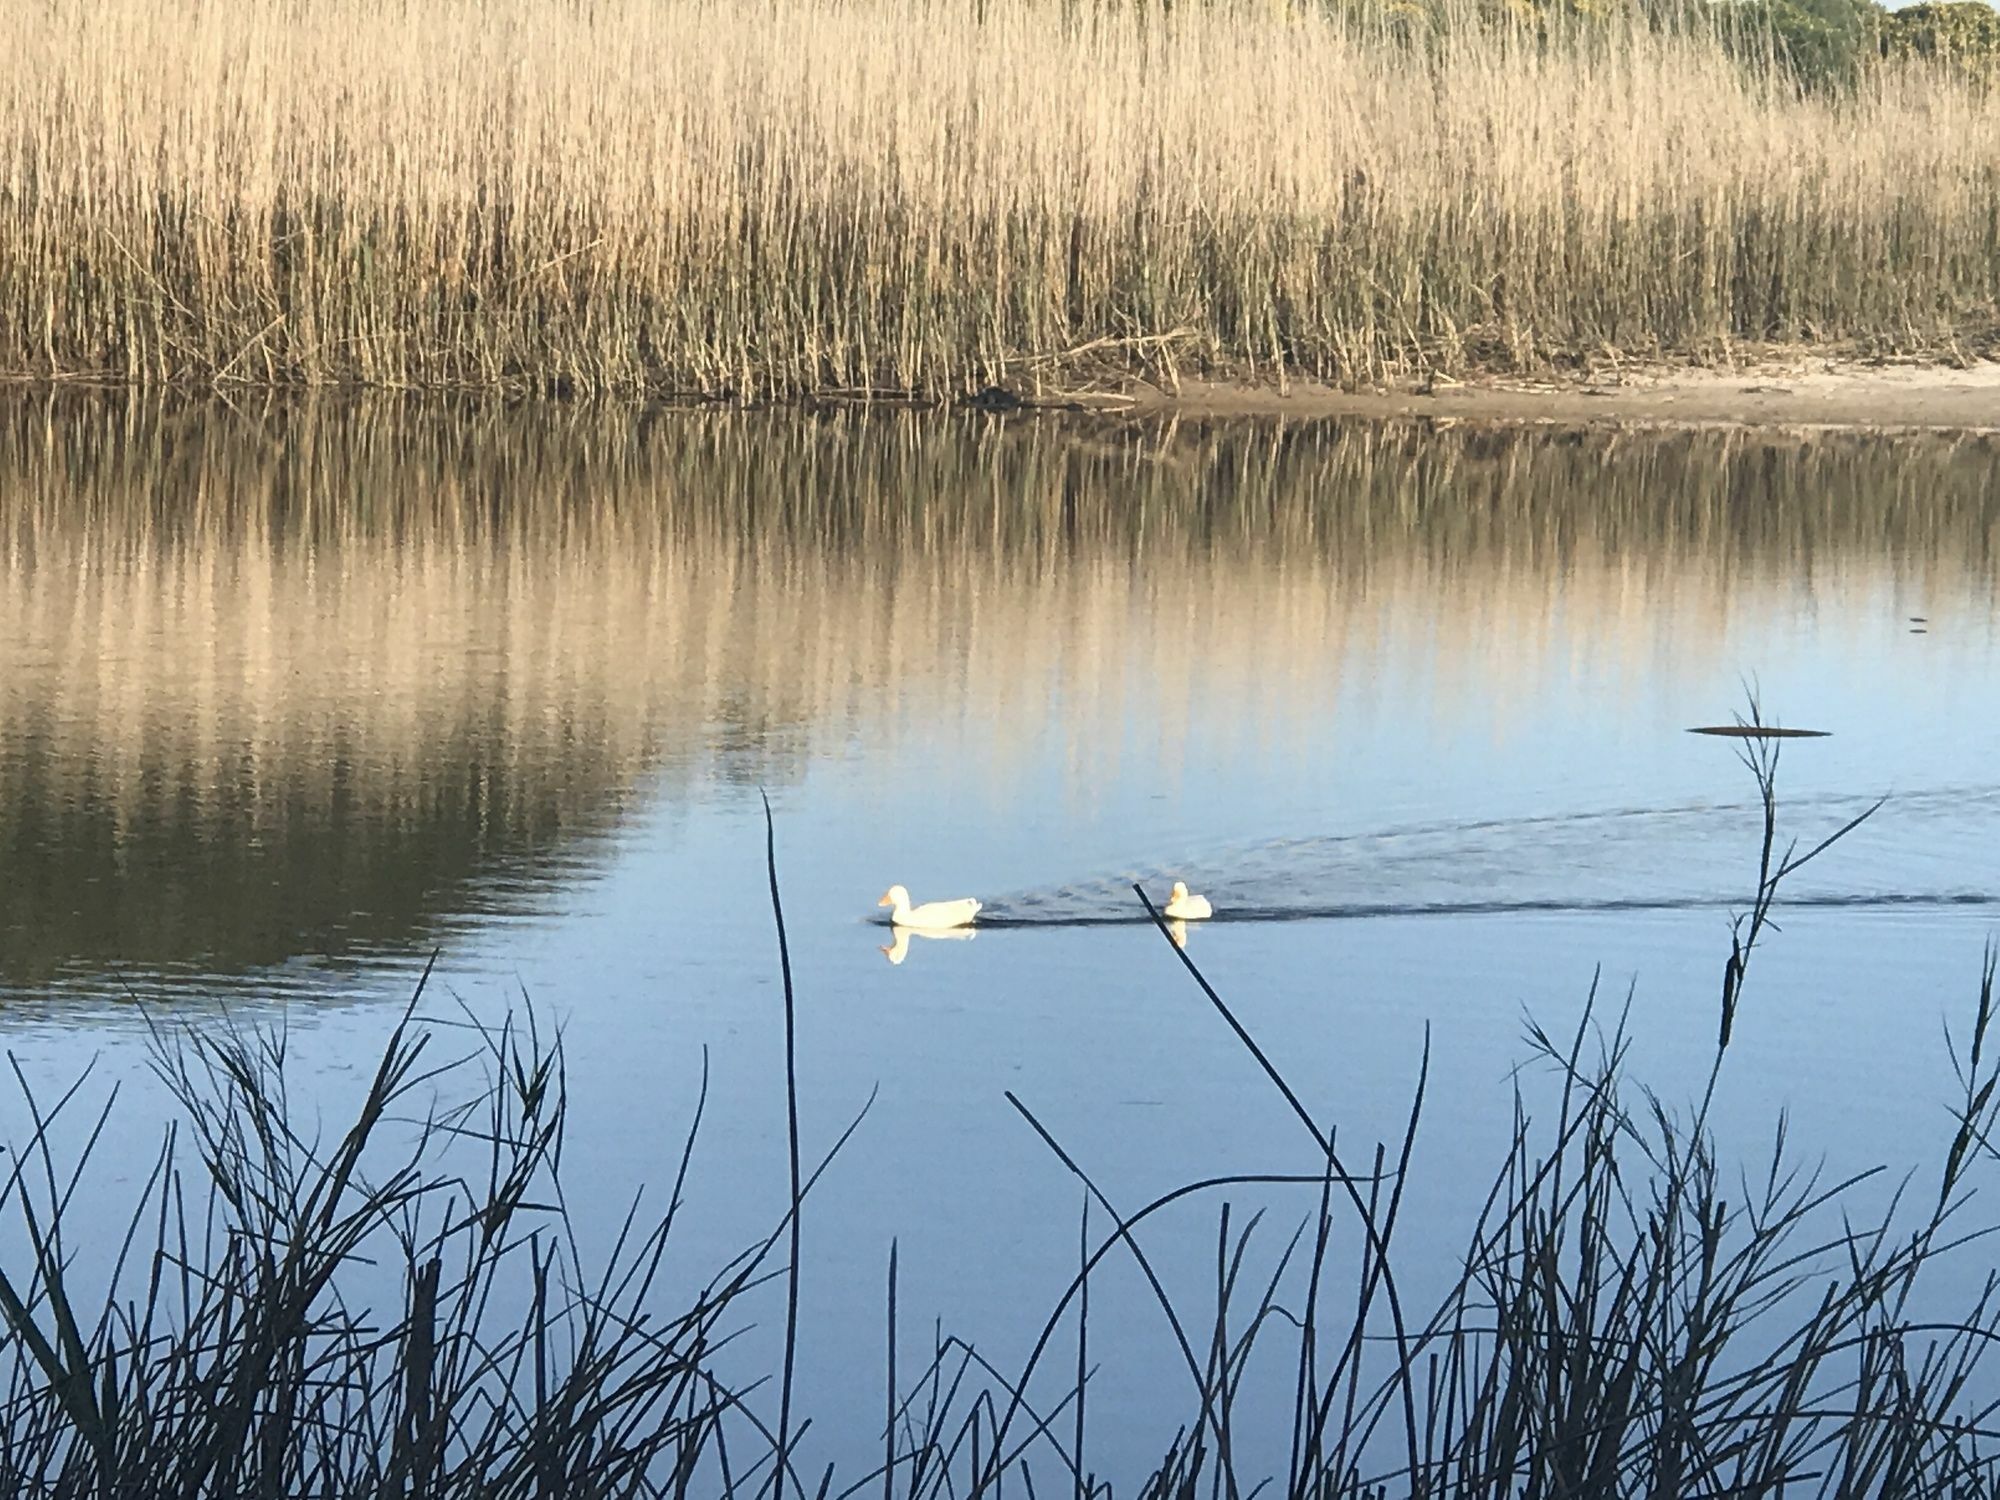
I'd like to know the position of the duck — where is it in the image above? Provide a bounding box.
[1163,881,1213,921]
[877,885,982,930]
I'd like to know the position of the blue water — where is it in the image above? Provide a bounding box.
[1,403,1998,1482]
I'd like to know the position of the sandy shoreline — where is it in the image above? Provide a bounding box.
[1080,359,2000,432]
[10,356,2000,432]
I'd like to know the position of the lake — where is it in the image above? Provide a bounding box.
[1,394,1997,1483]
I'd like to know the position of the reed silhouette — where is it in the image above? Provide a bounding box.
[0,705,1995,1496]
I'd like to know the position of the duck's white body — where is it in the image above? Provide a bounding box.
[1164,881,1212,921]
[879,885,982,930]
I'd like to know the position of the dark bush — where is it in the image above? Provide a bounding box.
[1877,0,2000,76]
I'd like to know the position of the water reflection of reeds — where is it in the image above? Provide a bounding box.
[1,395,1997,983]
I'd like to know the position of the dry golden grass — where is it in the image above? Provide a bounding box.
[2,0,1998,394]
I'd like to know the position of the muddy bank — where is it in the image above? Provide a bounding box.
[1078,360,2000,431]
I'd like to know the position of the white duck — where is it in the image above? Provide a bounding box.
[1163,881,1213,921]
[878,885,982,930]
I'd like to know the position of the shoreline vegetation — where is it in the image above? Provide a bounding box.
[8,0,2000,403]
[3,721,2000,1494]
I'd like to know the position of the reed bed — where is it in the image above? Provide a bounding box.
[3,0,2000,395]
[1,732,1998,1496]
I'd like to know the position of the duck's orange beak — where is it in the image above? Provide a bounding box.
[877,893,894,907]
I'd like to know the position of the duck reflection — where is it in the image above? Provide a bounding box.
[880,925,978,966]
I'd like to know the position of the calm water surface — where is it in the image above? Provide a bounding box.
[2,397,1998,1476]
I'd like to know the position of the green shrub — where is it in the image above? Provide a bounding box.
[1720,0,1878,87]
[1877,0,2000,76]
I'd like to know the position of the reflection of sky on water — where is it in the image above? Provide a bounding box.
[1,396,1999,1480]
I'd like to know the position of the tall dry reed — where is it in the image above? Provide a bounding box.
[2,0,1998,395]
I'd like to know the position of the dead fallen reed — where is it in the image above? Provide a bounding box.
[0,708,1999,1496]
[3,0,2000,396]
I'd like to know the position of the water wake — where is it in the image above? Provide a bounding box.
[962,787,2000,929]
